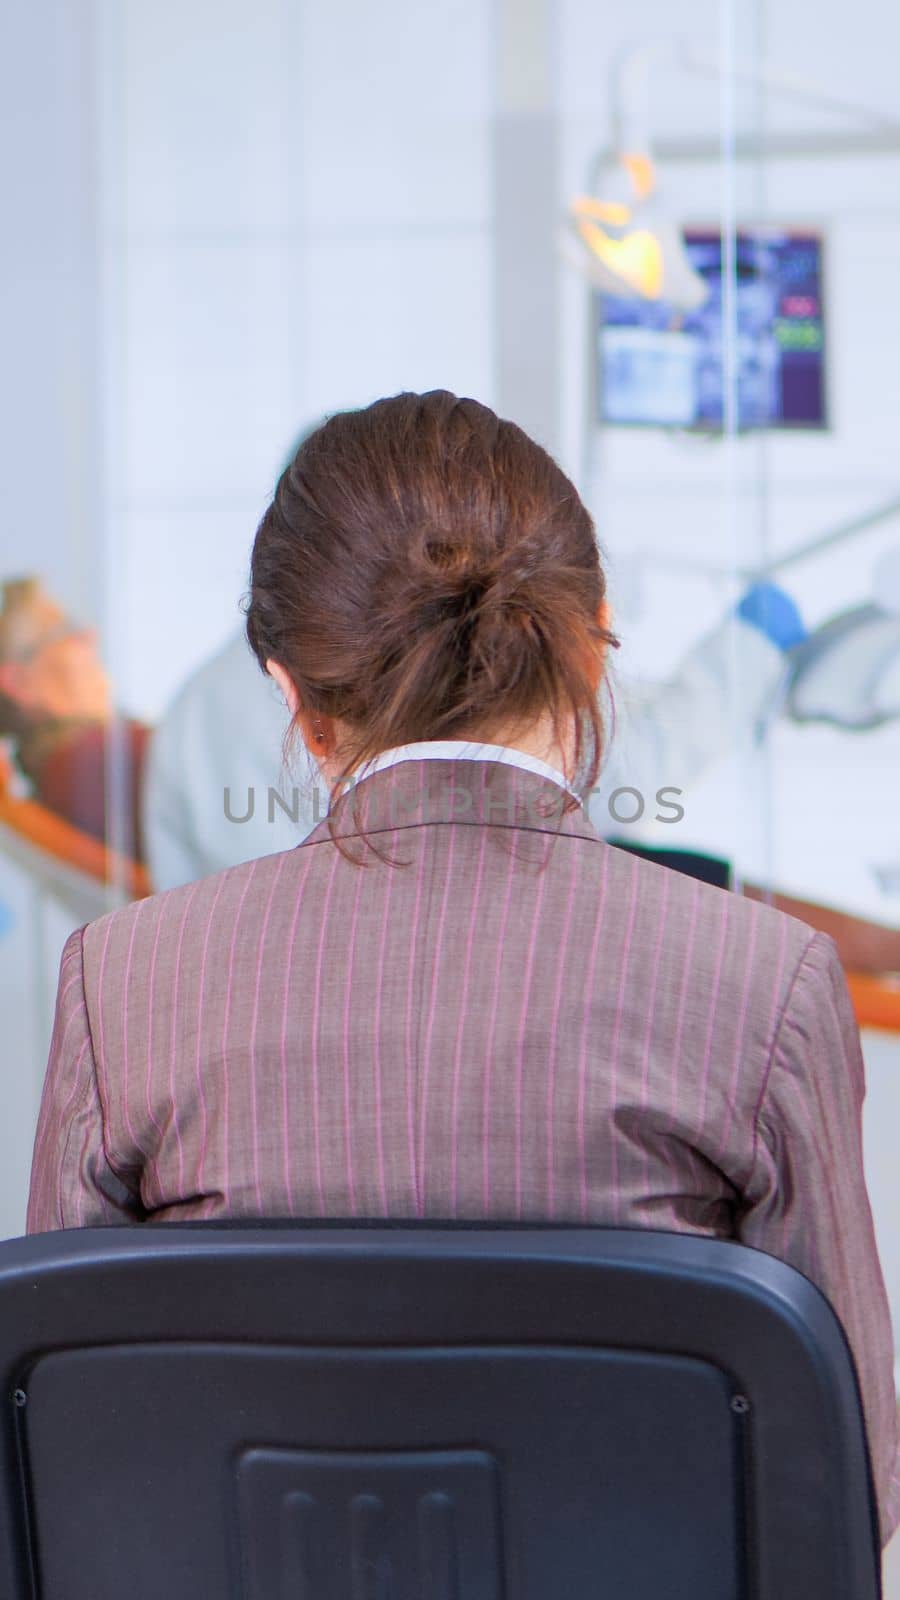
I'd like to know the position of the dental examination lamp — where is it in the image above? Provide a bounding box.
[564,37,900,311]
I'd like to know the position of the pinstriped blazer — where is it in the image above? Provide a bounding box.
[27,755,900,1541]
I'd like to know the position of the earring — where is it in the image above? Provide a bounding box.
[314,723,325,743]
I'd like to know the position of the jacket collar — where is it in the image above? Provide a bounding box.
[356,739,580,801]
[300,756,600,847]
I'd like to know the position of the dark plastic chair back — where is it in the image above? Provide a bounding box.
[0,1224,881,1599]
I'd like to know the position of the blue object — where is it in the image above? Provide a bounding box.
[737,581,808,652]
[0,902,14,939]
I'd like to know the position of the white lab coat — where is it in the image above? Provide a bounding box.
[144,623,785,891]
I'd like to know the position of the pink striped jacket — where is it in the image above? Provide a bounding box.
[27,756,900,1540]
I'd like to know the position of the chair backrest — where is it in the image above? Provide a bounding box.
[0,1224,880,1600]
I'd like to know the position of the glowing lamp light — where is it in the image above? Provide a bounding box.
[571,199,665,299]
[566,151,709,312]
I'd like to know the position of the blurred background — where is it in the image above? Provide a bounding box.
[1,0,899,1389]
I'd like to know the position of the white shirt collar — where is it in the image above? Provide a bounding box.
[356,739,579,801]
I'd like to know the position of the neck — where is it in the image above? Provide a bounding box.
[313,711,577,793]
[452,713,574,774]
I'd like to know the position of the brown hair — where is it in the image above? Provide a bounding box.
[246,390,616,818]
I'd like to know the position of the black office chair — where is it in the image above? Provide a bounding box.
[0,1223,881,1599]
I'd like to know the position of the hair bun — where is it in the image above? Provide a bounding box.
[417,536,541,618]
[414,538,489,613]
[247,388,608,812]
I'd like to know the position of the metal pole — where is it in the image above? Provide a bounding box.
[492,0,560,453]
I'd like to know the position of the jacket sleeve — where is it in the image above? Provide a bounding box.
[740,930,900,1545]
[27,928,145,1232]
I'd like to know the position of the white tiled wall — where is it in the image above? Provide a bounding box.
[101,0,495,720]
[298,0,492,230]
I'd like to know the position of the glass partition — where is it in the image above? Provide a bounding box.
[561,0,900,1375]
[560,0,778,879]
[1,2,898,1363]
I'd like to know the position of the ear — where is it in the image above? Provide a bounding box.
[266,659,339,765]
[294,706,338,761]
[266,659,301,718]
[589,599,613,692]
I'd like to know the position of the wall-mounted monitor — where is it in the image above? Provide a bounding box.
[597,228,827,432]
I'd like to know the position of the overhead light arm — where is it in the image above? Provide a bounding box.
[675,41,900,134]
[594,35,900,186]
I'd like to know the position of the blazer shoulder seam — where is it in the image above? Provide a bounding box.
[57,928,101,1227]
[748,927,825,1177]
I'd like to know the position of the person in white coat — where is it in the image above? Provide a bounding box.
[144,587,790,890]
